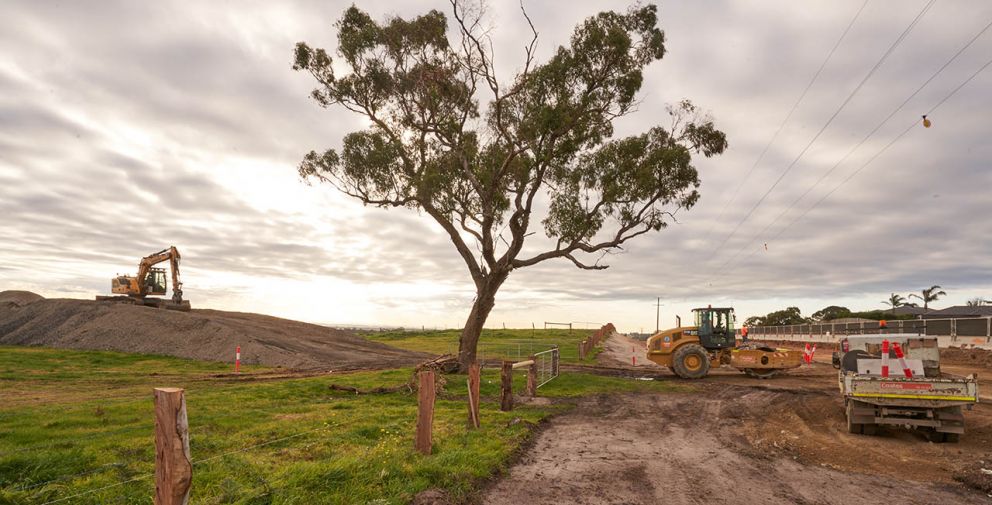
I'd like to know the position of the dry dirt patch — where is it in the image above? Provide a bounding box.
[483,375,992,504]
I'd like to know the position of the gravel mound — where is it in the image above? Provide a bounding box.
[0,290,45,307]
[0,293,427,369]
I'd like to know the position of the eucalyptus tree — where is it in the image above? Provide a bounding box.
[293,2,727,369]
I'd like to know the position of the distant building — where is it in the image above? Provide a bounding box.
[888,306,927,317]
[923,305,992,319]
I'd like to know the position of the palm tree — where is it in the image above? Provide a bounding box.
[882,293,906,314]
[966,297,987,307]
[909,285,947,313]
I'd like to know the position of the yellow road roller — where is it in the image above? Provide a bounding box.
[646,306,803,379]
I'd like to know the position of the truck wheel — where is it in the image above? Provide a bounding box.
[930,431,960,443]
[846,402,863,434]
[672,344,711,379]
[847,420,863,434]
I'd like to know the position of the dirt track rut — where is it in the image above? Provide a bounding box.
[482,388,990,505]
[485,332,992,504]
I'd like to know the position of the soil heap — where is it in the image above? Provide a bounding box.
[0,291,426,369]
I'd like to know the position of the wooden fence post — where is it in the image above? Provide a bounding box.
[500,360,513,411]
[578,340,586,360]
[526,355,537,397]
[467,363,480,429]
[415,371,435,455]
[154,388,191,505]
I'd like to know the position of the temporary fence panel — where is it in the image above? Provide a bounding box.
[750,317,991,340]
[956,318,988,337]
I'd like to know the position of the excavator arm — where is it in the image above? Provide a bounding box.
[134,246,184,303]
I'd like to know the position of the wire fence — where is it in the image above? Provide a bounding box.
[20,419,347,505]
[430,339,578,364]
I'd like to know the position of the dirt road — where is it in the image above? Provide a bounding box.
[484,333,992,504]
[483,386,991,504]
[599,331,659,369]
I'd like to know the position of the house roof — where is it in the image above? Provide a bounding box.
[924,305,992,318]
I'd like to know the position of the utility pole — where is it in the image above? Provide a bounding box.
[656,297,662,333]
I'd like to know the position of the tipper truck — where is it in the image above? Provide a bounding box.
[837,335,979,442]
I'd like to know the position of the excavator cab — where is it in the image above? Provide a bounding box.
[694,307,736,350]
[144,268,167,296]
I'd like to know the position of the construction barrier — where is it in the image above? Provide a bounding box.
[892,342,913,378]
[802,343,817,365]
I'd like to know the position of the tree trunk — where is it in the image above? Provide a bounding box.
[457,275,505,372]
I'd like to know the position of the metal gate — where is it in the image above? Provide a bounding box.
[533,346,560,388]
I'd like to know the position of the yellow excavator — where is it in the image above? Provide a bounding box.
[96,246,191,311]
[646,306,802,379]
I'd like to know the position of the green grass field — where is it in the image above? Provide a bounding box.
[0,344,680,504]
[364,328,604,364]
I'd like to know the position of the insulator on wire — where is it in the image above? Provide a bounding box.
[922,115,932,128]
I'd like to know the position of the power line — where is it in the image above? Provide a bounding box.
[706,0,936,261]
[715,15,992,274]
[702,0,869,239]
[726,52,992,272]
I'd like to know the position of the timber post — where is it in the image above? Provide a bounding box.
[500,360,513,411]
[415,371,435,455]
[467,363,481,429]
[154,387,192,505]
[526,355,537,397]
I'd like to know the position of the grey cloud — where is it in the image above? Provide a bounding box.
[1,0,991,326]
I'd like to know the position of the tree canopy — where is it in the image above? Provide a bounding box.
[744,306,808,327]
[293,2,727,368]
[811,305,851,322]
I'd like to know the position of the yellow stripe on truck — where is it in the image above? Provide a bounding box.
[852,393,977,402]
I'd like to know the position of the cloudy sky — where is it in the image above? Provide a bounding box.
[2,0,990,332]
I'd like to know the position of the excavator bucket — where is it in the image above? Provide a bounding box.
[141,298,191,312]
